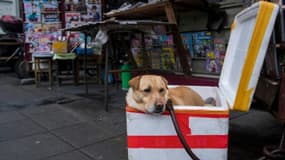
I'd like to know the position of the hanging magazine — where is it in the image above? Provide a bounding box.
[65,12,81,28]
[192,31,213,58]
[24,1,41,23]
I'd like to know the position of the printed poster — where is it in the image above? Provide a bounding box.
[86,3,102,21]
[65,12,81,28]
[160,47,175,70]
[24,1,41,23]
[192,31,213,57]
[205,50,221,73]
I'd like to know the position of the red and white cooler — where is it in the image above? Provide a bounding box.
[126,1,279,160]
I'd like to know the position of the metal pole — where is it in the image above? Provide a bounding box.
[104,42,109,112]
[84,33,89,95]
[280,0,285,42]
[272,31,281,79]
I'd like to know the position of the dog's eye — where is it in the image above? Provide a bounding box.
[159,88,164,93]
[143,88,151,93]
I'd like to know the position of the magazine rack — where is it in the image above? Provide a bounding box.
[105,0,212,76]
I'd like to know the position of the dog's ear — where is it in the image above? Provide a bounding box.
[160,76,168,89]
[129,76,141,90]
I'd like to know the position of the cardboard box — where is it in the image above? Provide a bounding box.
[126,2,279,160]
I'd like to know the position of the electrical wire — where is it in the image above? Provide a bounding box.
[166,99,200,160]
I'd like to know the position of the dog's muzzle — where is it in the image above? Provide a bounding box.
[154,104,165,113]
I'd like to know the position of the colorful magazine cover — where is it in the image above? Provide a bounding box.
[213,38,226,59]
[42,23,62,33]
[192,31,213,57]
[65,12,81,28]
[161,47,175,70]
[67,32,81,51]
[42,13,60,23]
[24,23,42,33]
[24,1,41,23]
[80,14,89,23]
[25,32,41,52]
[205,50,221,73]
[36,33,56,52]
[160,35,173,46]
[213,38,226,72]
[26,32,60,52]
[41,0,59,11]
[86,3,101,21]
[25,33,39,43]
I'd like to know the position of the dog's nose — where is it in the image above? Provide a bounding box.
[154,104,164,113]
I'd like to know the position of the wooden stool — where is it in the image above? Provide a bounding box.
[55,59,77,85]
[75,54,102,84]
[53,53,77,86]
[33,53,53,88]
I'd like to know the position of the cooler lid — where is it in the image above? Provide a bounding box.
[218,1,279,112]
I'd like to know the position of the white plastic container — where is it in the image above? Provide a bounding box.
[126,2,279,160]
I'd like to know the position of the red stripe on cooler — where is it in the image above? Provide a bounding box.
[127,111,229,118]
[127,112,228,136]
[126,106,229,118]
[128,135,228,149]
[128,148,228,160]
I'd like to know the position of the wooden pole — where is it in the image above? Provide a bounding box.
[164,1,192,76]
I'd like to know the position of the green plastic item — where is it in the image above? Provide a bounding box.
[121,63,131,90]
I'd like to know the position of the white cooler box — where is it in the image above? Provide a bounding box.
[126,1,279,160]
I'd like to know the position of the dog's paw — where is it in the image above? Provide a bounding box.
[204,97,216,106]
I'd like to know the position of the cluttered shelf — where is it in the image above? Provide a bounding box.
[105,0,208,19]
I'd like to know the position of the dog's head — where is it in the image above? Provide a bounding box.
[128,75,169,113]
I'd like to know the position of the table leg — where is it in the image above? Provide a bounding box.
[74,59,79,85]
[34,58,39,87]
[48,59,53,89]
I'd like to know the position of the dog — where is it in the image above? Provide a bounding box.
[126,75,209,113]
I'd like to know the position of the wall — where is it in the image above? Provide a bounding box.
[0,0,20,17]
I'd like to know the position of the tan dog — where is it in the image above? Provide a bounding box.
[126,75,205,113]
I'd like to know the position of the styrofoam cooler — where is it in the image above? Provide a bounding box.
[126,88,229,160]
[126,1,279,160]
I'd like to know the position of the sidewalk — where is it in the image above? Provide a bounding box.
[0,73,127,160]
[0,72,283,160]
